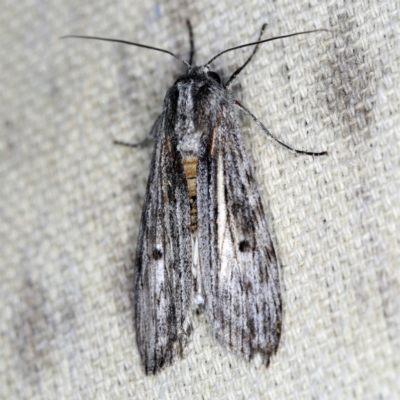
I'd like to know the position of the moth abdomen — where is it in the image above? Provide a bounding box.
[182,157,198,234]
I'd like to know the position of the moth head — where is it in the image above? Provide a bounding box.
[187,65,222,85]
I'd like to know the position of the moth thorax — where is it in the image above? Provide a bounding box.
[182,157,198,234]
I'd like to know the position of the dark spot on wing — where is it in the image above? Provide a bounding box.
[239,240,251,252]
[152,247,163,260]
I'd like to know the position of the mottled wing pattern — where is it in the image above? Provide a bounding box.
[134,111,193,374]
[197,105,282,365]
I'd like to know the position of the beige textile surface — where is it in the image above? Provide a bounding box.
[1,0,399,399]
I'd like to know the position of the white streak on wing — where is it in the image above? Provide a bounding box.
[216,149,237,278]
[154,255,167,346]
[217,150,226,259]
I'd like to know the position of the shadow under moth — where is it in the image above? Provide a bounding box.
[63,21,328,374]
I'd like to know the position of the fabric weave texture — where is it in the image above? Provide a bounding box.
[0,0,399,399]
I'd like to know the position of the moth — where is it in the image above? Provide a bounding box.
[63,22,328,374]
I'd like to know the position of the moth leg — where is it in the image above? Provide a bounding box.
[114,114,162,149]
[235,100,328,156]
[225,23,267,89]
[186,20,195,66]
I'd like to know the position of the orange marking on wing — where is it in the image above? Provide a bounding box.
[209,118,221,156]
[209,127,216,156]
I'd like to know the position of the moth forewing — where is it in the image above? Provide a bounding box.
[197,105,281,364]
[134,114,193,374]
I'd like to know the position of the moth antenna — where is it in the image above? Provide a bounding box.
[225,23,267,88]
[206,28,330,67]
[60,35,191,68]
[186,20,195,66]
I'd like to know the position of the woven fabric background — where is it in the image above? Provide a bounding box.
[1,0,399,399]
